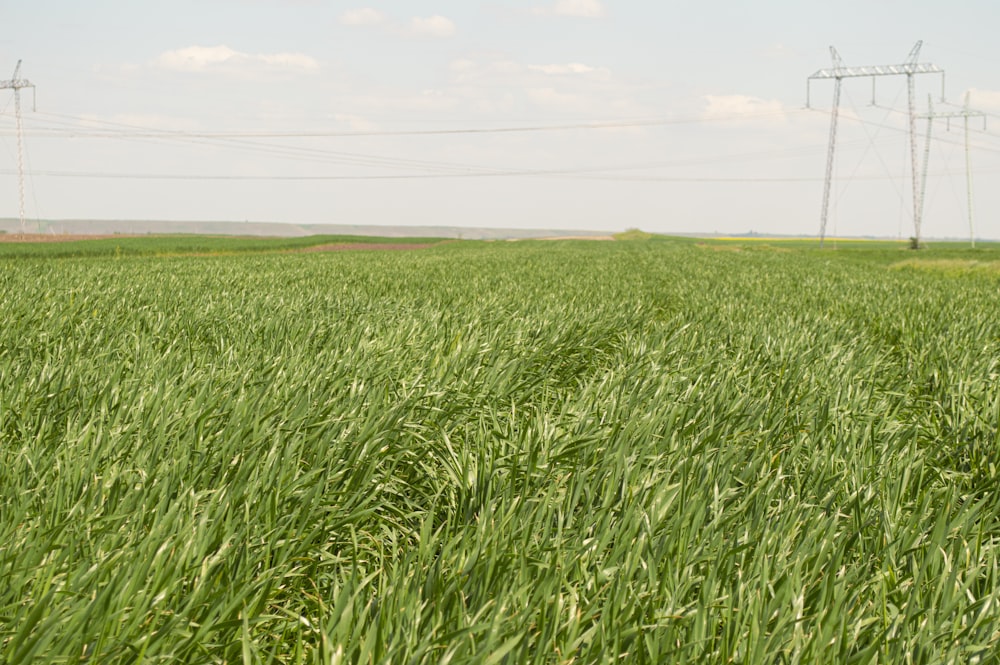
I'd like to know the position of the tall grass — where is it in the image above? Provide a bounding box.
[1,241,998,663]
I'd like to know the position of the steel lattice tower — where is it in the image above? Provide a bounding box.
[917,92,985,247]
[807,42,944,247]
[1,61,36,235]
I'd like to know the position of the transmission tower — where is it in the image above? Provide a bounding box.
[807,42,944,247]
[0,60,36,235]
[917,92,985,247]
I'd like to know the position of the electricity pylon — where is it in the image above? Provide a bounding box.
[0,60,36,235]
[807,42,944,247]
[917,92,985,248]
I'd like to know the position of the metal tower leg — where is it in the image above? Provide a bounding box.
[919,95,933,235]
[819,78,841,248]
[14,87,26,235]
[907,73,921,247]
[964,92,976,248]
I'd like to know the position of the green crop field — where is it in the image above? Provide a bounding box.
[0,234,440,260]
[1,237,999,663]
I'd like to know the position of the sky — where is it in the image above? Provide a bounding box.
[3,0,1000,238]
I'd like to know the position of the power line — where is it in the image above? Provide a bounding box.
[0,107,816,179]
[2,166,979,183]
[3,108,803,139]
[0,110,961,185]
[815,105,1000,156]
[3,90,993,222]
[4,105,991,184]
[0,107,863,182]
[9,111,523,176]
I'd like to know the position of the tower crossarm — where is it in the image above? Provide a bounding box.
[809,63,943,79]
[916,109,985,120]
[0,76,33,90]
[1,59,35,99]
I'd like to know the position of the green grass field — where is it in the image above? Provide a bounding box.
[0,234,440,260]
[1,236,999,663]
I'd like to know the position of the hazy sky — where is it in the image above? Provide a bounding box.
[3,0,1000,238]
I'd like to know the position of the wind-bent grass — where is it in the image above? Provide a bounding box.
[1,240,999,663]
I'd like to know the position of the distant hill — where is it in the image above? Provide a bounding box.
[0,218,609,240]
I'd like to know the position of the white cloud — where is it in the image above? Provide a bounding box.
[702,95,787,124]
[341,10,456,38]
[408,15,456,38]
[441,56,646,118]
[152,45,319,73]
[528,63,611,78]
[258,52,321,69]
[554,0,605,17]
[154,45,241,71]
[339,8,386,26]
[532,0,605,18]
